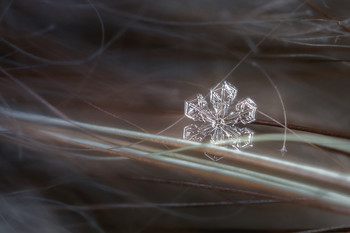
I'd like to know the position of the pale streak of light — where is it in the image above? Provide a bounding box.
[1,107,350,185]
[38,129,350,213]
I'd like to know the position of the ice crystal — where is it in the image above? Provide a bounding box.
[183,81,257,161]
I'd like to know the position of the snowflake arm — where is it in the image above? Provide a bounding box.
[236,127,254,148]
[235,97,257,124]
[184,94,214,122]
[210,124,240,146]
[183,123,213,142]
[210,81,237,118]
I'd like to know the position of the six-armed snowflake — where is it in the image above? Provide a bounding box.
[183,81,257,161]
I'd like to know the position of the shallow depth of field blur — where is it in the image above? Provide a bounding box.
[1,0,350,232]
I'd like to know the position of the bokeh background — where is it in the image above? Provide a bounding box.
[1,0,350,232]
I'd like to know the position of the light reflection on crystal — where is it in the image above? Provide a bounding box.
[183,81,257,161]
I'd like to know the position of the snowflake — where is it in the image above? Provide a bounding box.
[183,81,257,161]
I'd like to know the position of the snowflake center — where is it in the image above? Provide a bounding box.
[212,118,226,129]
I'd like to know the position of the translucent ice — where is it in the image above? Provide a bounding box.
[183,81,257,161]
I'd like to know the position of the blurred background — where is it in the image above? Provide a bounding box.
[0,0,350,232]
